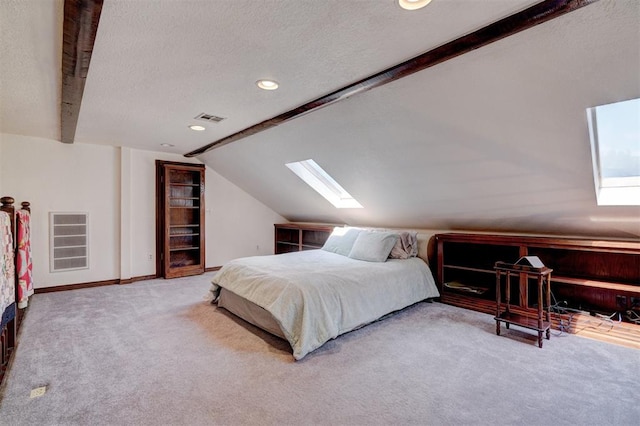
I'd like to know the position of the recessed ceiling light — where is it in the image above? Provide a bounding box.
[256,79,279,90]
[398,0,432,11]
[161,143,174,147]
[189,125,206,131]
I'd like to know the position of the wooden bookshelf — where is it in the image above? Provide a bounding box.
[274,223,335,254]
[436,233,640,346]
[156,161,205,278]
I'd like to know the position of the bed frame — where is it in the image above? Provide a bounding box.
[0,196,32,386]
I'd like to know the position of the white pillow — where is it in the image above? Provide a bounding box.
[348,231,399,262]
[321,227,362,256]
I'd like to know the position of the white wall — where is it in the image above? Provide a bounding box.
[204,165,286,265]
[1,134,120,287]
[0,133,286,288]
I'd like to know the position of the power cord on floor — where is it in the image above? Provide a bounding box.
[625,309,640,324]
[548,292,577,336]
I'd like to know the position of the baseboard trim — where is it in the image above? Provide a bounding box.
[35,274,158,294]
[34,269,221,294]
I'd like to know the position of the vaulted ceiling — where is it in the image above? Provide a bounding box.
[1,0,639,238]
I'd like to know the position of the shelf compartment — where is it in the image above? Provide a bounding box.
[301,229,331,247]
[443,241,520,271]
[527,247,639,285]
[275,242,299,254]
[441,268,511,302]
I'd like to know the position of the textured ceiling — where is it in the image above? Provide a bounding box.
[0,0,62,140]
[1,0,639,239]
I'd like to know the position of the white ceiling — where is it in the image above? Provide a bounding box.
[1,0,639,239]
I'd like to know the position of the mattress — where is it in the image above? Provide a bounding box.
[218,287,286,339]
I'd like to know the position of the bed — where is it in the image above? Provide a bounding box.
[210,228,440,360]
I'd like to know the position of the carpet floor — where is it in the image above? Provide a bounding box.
[0,273,638,425]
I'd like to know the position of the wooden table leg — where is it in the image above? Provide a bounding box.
[539,331,543,348]
[495,270,501,336]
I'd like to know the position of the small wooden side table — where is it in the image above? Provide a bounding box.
[494,261,553,348]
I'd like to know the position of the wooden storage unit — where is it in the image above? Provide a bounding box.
[274,223,335,254]
[495,262,552,348]
[436,233,640,326]
[156,161,205,278]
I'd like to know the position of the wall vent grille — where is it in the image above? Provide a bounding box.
[194,112,225,123]
[49,212,89,272]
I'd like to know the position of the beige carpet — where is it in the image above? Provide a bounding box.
[0,273,638,425]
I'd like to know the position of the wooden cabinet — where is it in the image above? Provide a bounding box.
[156,161,205,278]
[435,233,640,325]
[435,233,640,330]
[274,223,335,254]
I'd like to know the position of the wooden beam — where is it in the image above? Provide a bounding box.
[185,0,597,157]
[61,0,103,144]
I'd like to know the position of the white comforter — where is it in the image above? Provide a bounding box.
[210,250,439,360]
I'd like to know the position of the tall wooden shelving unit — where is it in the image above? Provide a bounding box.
[156,161,205,278]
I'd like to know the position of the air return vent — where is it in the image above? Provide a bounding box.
[194,112,225,123]
[49,212,89,272]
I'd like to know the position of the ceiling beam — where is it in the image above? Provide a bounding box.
[61,0,103,144]
[185,0,597,158]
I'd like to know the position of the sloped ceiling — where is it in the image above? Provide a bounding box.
[199,0,640,239]
[1,0,639,239]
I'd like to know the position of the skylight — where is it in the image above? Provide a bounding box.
[286,159,363,209]
[587,98,640,206]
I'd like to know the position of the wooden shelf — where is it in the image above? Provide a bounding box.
[443,264,496,275]
[302,244,324,249]
[157,161,205,279]
[436,233,640,347]
[552,276,640,293]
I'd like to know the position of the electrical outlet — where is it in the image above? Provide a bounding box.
[148,254,153,261]
[631,297,640,308]
[30,386,47,398]
[256,245,260,251]
[616,295,627,309]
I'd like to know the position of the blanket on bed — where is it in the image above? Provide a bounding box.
[210,250,439,360]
